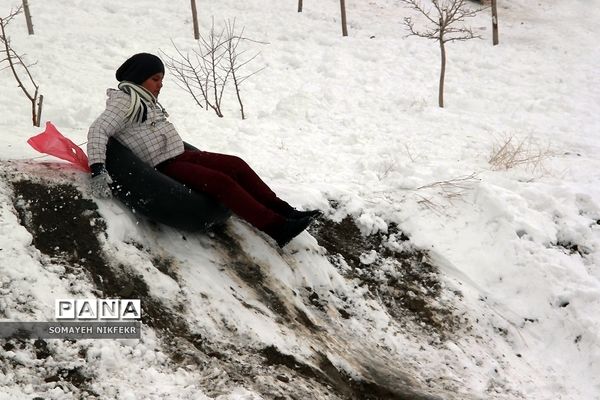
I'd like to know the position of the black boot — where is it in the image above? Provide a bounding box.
[268,216,313,248]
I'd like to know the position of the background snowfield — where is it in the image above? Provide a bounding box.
[0,0,599,399]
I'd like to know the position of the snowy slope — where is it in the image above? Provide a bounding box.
[1,0,599,399]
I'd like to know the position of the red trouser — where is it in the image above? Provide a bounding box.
[157,150,292,232]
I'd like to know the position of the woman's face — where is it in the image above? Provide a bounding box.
[142,72,164,98]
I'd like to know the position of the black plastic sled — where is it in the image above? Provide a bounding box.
[105,138,231,231]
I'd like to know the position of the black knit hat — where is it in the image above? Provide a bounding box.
[115,53,165,84]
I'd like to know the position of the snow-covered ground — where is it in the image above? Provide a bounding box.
[1,0,599,399]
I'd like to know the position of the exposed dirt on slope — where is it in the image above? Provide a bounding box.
[11,179,189,336]
[261,345,440,400]
[9,179,193,395]
[12,180,107,274]
[210,227,322,332]
[309,214,465,339]
[7,178,446,400]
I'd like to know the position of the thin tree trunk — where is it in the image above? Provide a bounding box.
[439,40,446,108]
[234,80,245,120]
[22,0,34,35]
[298,0,303,12]
[491,0,499,45]
[35,94,43,127]
[190,0,199,40]
[340,0,348,36]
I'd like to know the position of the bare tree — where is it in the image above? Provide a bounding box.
[223,19,265,119]
[162,19,264,119]
[162,44,213,112]
[190,0,199,40]
[296,1,348,36]
[491,0,498,45]
[1,6,43,126]
[402,0,483,107]
[340,0,348,36]
[467,0,497,45]
[163,21,228,117]
[22,0,34,35]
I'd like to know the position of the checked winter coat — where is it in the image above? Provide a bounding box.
[87,89,184,167]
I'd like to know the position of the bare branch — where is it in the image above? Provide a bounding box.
[416,172,479,191]
[1,6,42,126]
[237,66,266,85]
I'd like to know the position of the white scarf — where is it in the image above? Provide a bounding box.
[118,81,163,124]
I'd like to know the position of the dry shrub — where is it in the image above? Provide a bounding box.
[415,172,480,214]
[489,135,553,173]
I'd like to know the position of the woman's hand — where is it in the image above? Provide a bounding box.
[89,163,113,199]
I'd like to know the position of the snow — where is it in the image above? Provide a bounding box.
[1,0,599,399]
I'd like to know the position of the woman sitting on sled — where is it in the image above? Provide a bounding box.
[87,53,319,247]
